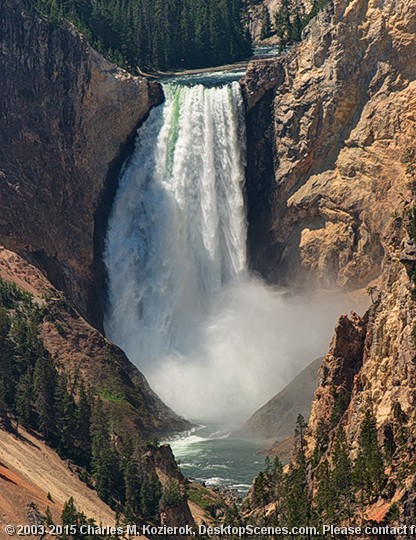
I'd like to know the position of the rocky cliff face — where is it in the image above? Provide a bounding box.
[0,0,162,327]
[242,0,416,527]
[303,206,416,524]
[237,357,322,442]
[241,0,416,291]
[247,0,312,44]
[0,247,190,436]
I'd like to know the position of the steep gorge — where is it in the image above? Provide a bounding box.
[1,0,416,530]
[0,0,162,328]
[242,0,416,291]
[0,3,198,526]
[241,0,416,527]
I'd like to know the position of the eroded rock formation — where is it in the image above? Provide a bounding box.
[0,0,162,327]
[242,0,416,526]
[242,0,416,291]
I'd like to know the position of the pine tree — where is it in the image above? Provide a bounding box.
[295,413,307,456]
[62,496,77,523]
[140,474,162,522]
[33,354,56,441]
[260,5,271,39]
[0,376,6,408]
[76,383,92,466]
[253,471,266,508]
[312,418,329,466]
[160,480,184,510]
[54,374,76,458]
[15,372,32,427]
[274,0,292,49]
[271,456,285,526]
[353,411,385,503]
[316,459,335,521]
[392,402,408,449]
[290,10,303,42]
[331,428,353,517]
[286,414,310,529]
[90,402,117,506]
[122,437,142,522]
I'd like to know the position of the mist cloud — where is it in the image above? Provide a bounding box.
[146,276,359,426]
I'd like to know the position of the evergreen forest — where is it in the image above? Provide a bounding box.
[23,0,253,71]
[0,278,181,528]
[259,0,332,50]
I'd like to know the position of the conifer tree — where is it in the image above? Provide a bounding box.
[90,402,119,507]
[290,10,303,42]
[353,411,385,502]
[54,374,76,458]
[15,372,32,427]
[316,459,335,522]
[392,402,408,450]
[286,414,310,530]
[160,480,184,510]
[271,456,285,526]
[76,383,92,466]
[140,474,162,522]
[312,418,330,466]
[331,428,353,517]
[274,0,292,49]
[121,437,142,522]
[33,354,56,440]
[0,376,6,408]
[260,5,271,39]
[61,497,79,528]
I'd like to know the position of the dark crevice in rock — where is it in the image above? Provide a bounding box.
[244,88,280,282]
[0,0,162,328]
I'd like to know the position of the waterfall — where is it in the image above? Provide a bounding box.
[104,81,349,425]
[104,82,247,360]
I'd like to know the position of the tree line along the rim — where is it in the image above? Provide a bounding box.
[23,0,334,72]
[23,0,252,71]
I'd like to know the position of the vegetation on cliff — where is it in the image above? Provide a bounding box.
[244,410,397,534]
[0,277,188,526]
[259,0,332,49]
[24,0,252,71]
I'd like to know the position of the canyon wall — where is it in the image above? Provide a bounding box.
[0,0,162,327]
[0,0,191,443]
[242,0,416,291]
[0,247,190,436]
[243,0,416,526]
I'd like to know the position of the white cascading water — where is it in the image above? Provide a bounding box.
[104,82,350,425]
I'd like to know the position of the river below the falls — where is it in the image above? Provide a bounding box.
[166,425,268,496]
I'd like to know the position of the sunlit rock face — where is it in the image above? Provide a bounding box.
[242,0,416,523]
[0,0,162,326]
[242,0,416,292]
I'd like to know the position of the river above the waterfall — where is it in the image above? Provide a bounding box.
[165,425,268,496]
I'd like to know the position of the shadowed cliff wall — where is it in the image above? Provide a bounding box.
[0,0,162,327]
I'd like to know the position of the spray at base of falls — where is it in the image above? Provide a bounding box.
[104,82,350,426]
